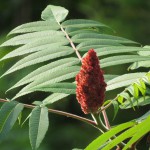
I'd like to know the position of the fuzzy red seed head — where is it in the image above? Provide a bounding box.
[76,49,107,114]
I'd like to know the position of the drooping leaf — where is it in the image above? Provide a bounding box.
[29,106,49,150]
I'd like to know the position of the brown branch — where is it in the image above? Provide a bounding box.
[0,98,96,127]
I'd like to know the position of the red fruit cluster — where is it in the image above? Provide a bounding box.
[76,49,106,114]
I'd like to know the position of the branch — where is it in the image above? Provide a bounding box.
[0,98,96,127]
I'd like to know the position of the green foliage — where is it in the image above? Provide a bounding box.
[0,4,150,150]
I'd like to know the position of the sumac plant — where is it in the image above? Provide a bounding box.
[0,4,150,150]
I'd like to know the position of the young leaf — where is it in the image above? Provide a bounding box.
[29,106,49,150]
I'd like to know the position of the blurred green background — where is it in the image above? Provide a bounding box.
[0,0,150,150]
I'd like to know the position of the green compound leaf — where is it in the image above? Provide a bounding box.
[29,106,49,150]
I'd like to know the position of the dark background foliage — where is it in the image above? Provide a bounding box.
[0,0,150,150]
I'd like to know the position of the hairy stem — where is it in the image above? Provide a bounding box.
[0,98,96,127]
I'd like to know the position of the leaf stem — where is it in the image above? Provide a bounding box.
[0,98,96,127]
